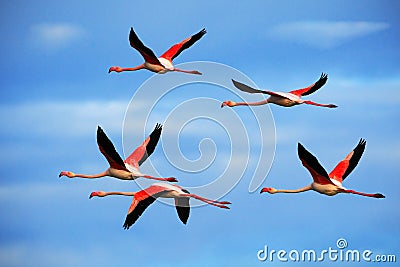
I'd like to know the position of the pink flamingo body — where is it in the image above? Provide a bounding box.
[89,182,231,229]
[222,73,337,108]
[59,124,177,182]
[109,27,206,75]
[261,139,385,198]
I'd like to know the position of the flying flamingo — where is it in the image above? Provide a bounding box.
[221,73,337,108]
[109,27,206,75]
[89,182,231,229]
[59,124,177,182]
[260,139,385,198]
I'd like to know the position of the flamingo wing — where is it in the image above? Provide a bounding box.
[231,79,280,96]
[129,27,162,66]
[174,188,190,224]
[289,73,328,96]
[97,126,128,171]
[329,139,366,182]
[123,185,169,229]
[175,197,190,225]
[124,124,163,168]
[160,28,206,61]
[298,143,333,185]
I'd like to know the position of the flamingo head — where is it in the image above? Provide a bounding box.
[59,171,75,178]
[373,193,385,198]
[108,66,122,73]
[89,191,106,199]
[221,101,236,108]
[260,187,277,194]
[327,104,338,108]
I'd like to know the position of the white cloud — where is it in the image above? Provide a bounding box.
[269,21,389,49]
[31,23,85,49]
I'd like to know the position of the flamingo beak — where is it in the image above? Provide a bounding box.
[260,188,270,194]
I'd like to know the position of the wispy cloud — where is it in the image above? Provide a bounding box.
[269,21,389,49]
[0,100,130,138]
[31,23,85,50]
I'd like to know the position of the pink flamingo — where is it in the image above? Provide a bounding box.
[89,182,231,229]
[221,73,337,108]
[261,139,385,198]
[109,27,206,75]
[59,124,177,182]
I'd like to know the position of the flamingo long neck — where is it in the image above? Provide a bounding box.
[275,185,312,193]
[74,171,108,179]
[234,99,269,107]
[103,191,136,197]
[120,64,145,72]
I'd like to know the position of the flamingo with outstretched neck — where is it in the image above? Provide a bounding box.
[260,139,385,198]
[222,73,337,108]
[109,27,206,75]
[89,182,231,229]
[59,124,177,182]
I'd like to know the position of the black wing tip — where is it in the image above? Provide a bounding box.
[123,222,130,230]
[317,72,328,84]
[191,28,206,40]
[358,138,366,147]
[297,142,305,151]
[97,125,105,136]
[129,27,138,40]
[231,79,244,87]
[154,123,163,131]
[297,142,306,157]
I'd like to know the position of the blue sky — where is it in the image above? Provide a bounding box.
[0,0,399,266]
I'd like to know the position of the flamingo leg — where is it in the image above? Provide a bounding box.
[143,175,178,182]
[303,100,337,108]
[180,193,231,208]
[342,189,385,198]
[173,68,202,75]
